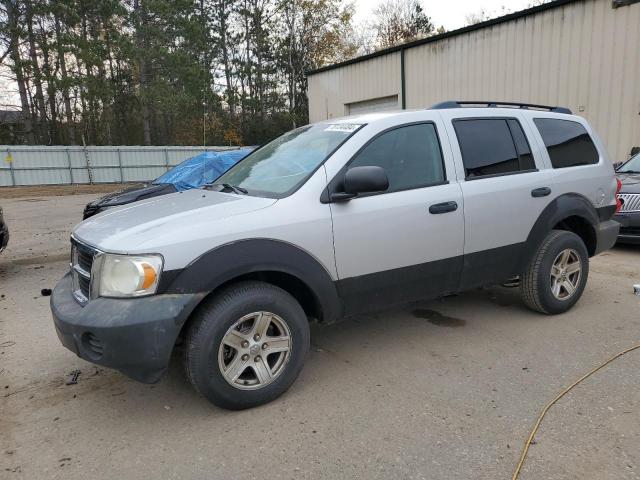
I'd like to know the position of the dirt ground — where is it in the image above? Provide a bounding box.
[0,183,136,199]
[1,190,639,480]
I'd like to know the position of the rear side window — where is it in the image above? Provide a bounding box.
[453,118,535,178]
[534,119,599,168]
[348,123,445,192]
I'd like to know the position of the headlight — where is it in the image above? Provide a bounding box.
[93,254,163,298]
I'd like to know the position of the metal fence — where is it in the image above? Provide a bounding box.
[0,145,237,187]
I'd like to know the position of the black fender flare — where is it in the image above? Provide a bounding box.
[160,239,342,323]
[523,193,599,266]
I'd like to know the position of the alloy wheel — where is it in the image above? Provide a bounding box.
[218,311,292,390]
[550,248,582,301]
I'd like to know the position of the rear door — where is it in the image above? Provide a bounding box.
[329,120,465,315]
[441,112,553,289]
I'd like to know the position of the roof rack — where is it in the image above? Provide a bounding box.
[431,101,572,114]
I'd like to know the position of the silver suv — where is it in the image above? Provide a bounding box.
[51,102,621,409]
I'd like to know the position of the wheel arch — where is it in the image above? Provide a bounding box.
[524,193,599,265]
[552,215,597,256]
[161,239,343,327]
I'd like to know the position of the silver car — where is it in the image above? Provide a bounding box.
[50,102,620,409]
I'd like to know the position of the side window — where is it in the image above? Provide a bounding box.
[453,118,535,178]
[348,123,445,192]
[534,118,599,168]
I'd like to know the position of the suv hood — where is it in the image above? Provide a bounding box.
[618,172,640,194]
[73,189,276,252]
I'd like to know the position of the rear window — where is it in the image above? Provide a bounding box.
[453,118,535,178]
[534,119,599,168]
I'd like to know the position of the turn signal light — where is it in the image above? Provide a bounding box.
[141,263,158,290]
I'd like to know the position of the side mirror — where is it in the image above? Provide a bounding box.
[344,166,389,194]
[331,166,389,201]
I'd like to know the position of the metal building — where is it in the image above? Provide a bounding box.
[307,0,640,162]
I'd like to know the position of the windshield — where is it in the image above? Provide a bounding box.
[214,123,363,198]
[618,153,640,173]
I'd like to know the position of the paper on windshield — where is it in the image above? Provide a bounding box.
[324,124,361,133]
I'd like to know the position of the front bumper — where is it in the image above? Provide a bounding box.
[614,212,640,244]
[51,273,204,383]
[594,219,620,254]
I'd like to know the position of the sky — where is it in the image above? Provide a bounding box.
[353,0,538,30]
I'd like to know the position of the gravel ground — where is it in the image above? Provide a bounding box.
[1,189,639,480]
[0,184,134,199]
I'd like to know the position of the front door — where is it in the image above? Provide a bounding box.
[329,122,465,315]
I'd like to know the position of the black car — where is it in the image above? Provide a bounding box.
[615,152,640,244]
[83,182,176,219]
[83,148,253,219]
[0,206,9,253]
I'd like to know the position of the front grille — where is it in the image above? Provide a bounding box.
[77,274,91,295]
[70,238,97,305]
[618,193,640,213]
[76,245,94,273]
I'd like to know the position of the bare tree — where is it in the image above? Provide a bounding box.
[465,1,553,26]
[372,0,433,49]
[0,0,367,146]
[213,0,237,114]
[4,0,35,143]
[133,0,151,145]
[464,8,491,26]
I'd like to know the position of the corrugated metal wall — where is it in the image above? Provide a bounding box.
[0,146,235,187]
[308,52,401,121]
[308,0,640,162]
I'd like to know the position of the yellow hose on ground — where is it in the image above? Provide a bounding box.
[512,343,640,480]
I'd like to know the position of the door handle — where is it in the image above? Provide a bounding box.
[531,187,551,198]
[429,201,458,214]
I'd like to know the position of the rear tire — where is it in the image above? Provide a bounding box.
[521,230,589,314]
[184,281,310,410]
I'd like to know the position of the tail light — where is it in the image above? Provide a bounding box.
[615,177,622,213]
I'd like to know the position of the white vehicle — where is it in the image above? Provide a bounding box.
[51,101,621,409]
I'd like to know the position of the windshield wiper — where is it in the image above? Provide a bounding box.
[224,183,248,194]
[207,183,248,194]
[620,170,640,174]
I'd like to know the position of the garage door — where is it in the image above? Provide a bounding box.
[346,95,399,116]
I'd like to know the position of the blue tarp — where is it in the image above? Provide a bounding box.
[153,148,253,192]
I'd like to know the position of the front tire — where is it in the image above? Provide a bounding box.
[184,281,310,410]
[521,230,589,314]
